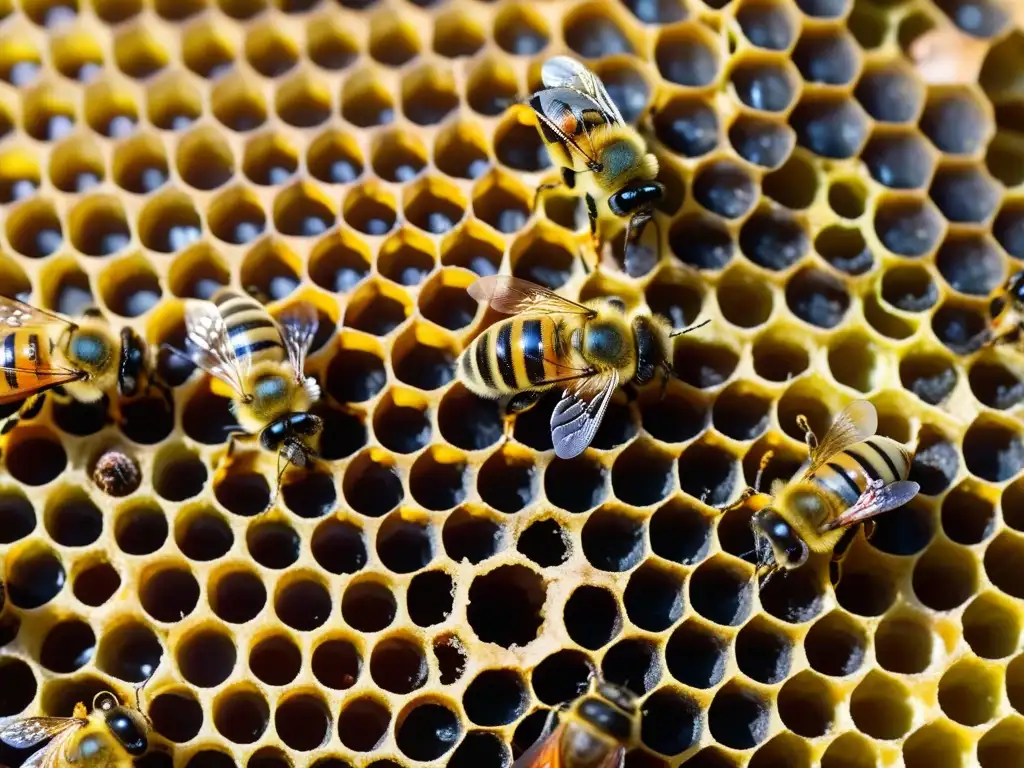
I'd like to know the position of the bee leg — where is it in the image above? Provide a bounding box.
[532,181,564,215]
[796,413,818,453]
[503,390,543,441]
[713,486,758,515]
[755,449,774,493]
[585,193,600,253]
[0,393,47,437]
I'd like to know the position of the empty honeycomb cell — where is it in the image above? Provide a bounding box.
[791,95,869,159]
[183,751,234,768]
[275,575,332,631]
[764,153,821,210]
[971,358,1024,410]
[273,183,335,238]
[66,195,133,258]
[211,71,268,131]
[736,0,797,50]
[0,656,36,715]
[139,564,199,622]
[344,182,398,235]
[395,700,461,761]
[903,722,966,768]
[865,131,938,190]
[913,540,977,611]
[600,637,658,695]
[940,480,996,545]
[342,578,398,633]
[934,170,1000,229]
[392,330,455,392]
[689,556,753,626]
[461,669,527,727]
[777,670,836,738]
[153,446,207,502]
[594,59,651,125]
[48,134,102,193]
[215,686,271,744]
[112,132,169,194]
[474,170,535,235]
[495,110,552,173]
[5,428,67,486]
[963,591,1021,660]
[667,619,728,688]
[0,491,36,544]
[739,208,808,271]
[613,441,676,504]
[876,198,945,259]
[243,131,298,186]
[113,20,168,78]
[305,10,356,59]
[963,415,1024,482]
[561,584,621,650]
[6,198,63,259]
[23,83,79,142]
[39,617,94,672]
[653,96,719,160]
[707,681,770,749]
[979,718,1024,768]
[468,563,546,647]
[95,619,161,681]
[714,267,775,330]
[138,190,203,253]
[247,519,299,570]
[826,333,881,392]
[655,22,720,88]
[816,227,871,276]
[276,694,333,752]
[850,670,913,740]
[563,2,638,58]
[465,57,517,118]
[622,562,683,632]
[881,264,939,315]
[786,266,851,328]
[44,487,102,548]
[932,300,990,354]
[728,114,795,169]
[403,178,464,236]
[175,506,233,561]
[406,571,453,627]
[488,3,546,55]
[276,71,332,128]
[545,454,610,512]
[639,381,707,444]
[441,508,503,568]
[693,159,757,220]
[854,64,924,125]
[209,568,267,624]
[178,627,237,687]
[168,243,230,300]
[149,690,204,743]
[182,19,236,79]
[400,65,459,127]
[0,35,41,85]
[71,560,119,608]
[176,128,235,191]
[368,15,420,67]
[730,56,799,113]
[245,21,299,78]
[147,72,203,131]
[375,515,433,573]
[99,256,163,317]
[920,90,991,154]
[938,657,1001,726]
[214,465,271,517]
[248,634,301,688]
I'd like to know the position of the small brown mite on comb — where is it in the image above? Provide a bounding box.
[92,449,142,497]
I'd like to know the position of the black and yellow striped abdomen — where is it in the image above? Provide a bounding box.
[459,316,571,397]
[0,329,71,402]
[809,436,912,509]
[212,290,284,367]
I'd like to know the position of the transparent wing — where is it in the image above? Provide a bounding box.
[512,723,563,768]
[550,369,619,460]
[0,717,80,749]
[820,481,921,532]
[541,56,625,125]
[0,297,73,331]
[468,276,594,317]
[183,299,250,399]
[804,400,878,475]
[275,301,319,382]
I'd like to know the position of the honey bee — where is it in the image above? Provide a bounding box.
[179,289,322,488]
[0,690,149,768]
[514,677,638,768]
[0,298,157,435]
[529,56,663,258]
[988,270,1024,347]
[722,400,920,576]
[459,276,707,459]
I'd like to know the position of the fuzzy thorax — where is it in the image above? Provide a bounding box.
[231,360,315,435]
[591,125,659,193]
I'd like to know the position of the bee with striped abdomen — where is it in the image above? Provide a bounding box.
[988,270,1024,348]
[722,400,920,576]
[179,288,322,492]
[0,690,149,768]
[529,56,663,263]
[458,276,707,460]
[514,677,638,768]
[0,298,159,435]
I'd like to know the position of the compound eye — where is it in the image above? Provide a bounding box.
[1010,272,1024,302]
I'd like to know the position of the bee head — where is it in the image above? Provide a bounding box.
[93,692,148,756]
[751,508,809,569]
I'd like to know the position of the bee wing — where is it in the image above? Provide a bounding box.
[820,481,921,533]
[0,296,74,331]
[468,276,595,317]
[803,400,878,476]
[550,369,619,460]
[512,723,564,768]
[541,56,625,125]
[183,299,250,399]
[274,301,319,383]
[0,717,81,749]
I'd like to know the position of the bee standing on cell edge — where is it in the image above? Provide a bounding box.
[177,289,322,494]
[529,56,664,262]
[0,298,158,436]
[988,270,1024,348]
[513,677,638,768]
[720,400,920,579]
[458,275,708,460]
[0,690,149,768]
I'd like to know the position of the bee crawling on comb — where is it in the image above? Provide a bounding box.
[528,55,664,271]
[458,275,708,459]
[718,399,920,583]
[513,676,638,768]
[170,288,323,511]
[987,270,1024,349]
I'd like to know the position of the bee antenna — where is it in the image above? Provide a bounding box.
[669,318,711,338]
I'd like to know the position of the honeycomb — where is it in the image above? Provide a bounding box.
[1,0,1024,766]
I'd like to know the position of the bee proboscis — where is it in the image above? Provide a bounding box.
[458,275,707,460]
[529,56,663,261]
[178,289,322,496]
[513,677,638,768]
[723,399,920,576]
[988,269,1024,348]
[0,297,157,435]
[0,690,149,768]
